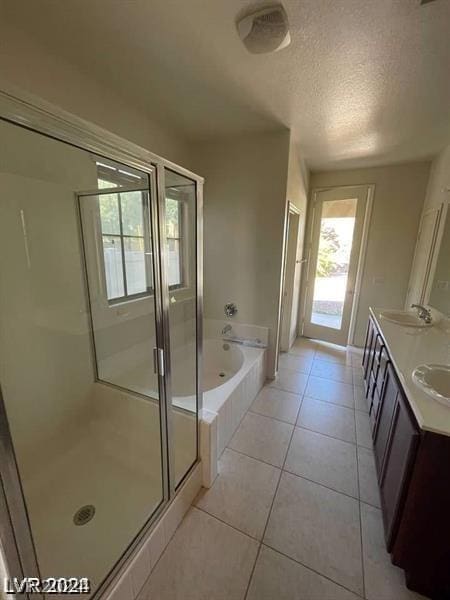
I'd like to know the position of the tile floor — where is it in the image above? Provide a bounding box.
[139,338,425,600]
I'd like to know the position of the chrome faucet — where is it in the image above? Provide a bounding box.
[222,324,232,336]
[411,304,432,324]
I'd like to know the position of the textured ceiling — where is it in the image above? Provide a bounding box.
[2,0,450,169]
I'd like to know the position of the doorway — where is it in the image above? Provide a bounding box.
[280,203,302,352]
[303,186,371,346]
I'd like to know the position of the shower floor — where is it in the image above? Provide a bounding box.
[23,422,162,596]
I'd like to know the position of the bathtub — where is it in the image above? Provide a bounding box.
[96,335,267,486]
[199,338,267,486]
[203,339,245,391]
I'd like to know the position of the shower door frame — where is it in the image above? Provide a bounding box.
[0,83,203,599]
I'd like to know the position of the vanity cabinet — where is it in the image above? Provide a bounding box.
[362,316,450,598]
[373,364,420,549]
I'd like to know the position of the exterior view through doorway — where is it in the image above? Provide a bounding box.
[302,185,372,346]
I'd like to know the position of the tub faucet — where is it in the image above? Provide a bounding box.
[411,304,432,324]
[222,324,232,336]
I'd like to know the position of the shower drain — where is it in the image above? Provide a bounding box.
[73,505,95,526]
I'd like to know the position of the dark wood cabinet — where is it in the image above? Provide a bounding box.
[379,388,420,550]
[362,315,450,598]
[373,363,398,473]
[372,362,420,550]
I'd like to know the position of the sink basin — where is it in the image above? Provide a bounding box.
[413,364,450,407]
[379,309,432,328]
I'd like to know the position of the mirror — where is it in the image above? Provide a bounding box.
[428,204,450,316]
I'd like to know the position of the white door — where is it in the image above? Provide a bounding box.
[303,186,368,346]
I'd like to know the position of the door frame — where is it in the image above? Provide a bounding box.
[0,82,204,598]
[280,203,302,352]
[301,184,374,346]
[405,203,444,309]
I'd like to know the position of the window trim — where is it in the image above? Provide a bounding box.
[100,190,153,305]
[99,189,188,305]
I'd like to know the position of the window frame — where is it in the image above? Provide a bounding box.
[98,187,188,306]
[101,190,154,305]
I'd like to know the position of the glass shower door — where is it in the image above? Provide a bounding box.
[0,118,166,596]
[162,168,199,488]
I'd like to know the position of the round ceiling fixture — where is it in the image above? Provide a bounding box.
[236,4,291,54]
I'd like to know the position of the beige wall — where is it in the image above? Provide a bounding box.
[309,162,431,346]
[192,130,292,374]
[0,21,191,166]
[421,145,450,213]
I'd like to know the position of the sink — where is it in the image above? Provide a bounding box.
[379,309,432,328]
[413,364,450,407]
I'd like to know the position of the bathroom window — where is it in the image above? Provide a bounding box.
[99,191,153,302]
[98,193,186,303]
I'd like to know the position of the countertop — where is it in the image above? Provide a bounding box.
[370,307,450,437]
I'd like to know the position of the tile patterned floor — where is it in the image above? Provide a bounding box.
[139,338,425,600]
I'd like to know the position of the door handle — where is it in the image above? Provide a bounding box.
[153,347,165,376]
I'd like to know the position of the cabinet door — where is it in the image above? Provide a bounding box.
[373,362,397,475]
[362,319,374,376]
[380,391,420,549]
[363,321,378,396]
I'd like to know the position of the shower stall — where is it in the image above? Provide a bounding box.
[0,89,202,597]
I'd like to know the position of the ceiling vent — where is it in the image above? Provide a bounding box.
[237,5,290,54]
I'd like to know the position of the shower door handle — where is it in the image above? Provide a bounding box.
[153,347,165,377]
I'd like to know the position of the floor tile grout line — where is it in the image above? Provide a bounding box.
[302,395,355,410]
[353,387,367,599]
[225,446,285,470]
[257,424,294,542]
[247,406,301,427]
[223,445,284,471]
[261,542,366,599]
[243,542,262,600]
[308,372,354,385]
[356,451,367,600]
[193,504,261,543]
[241,416,295,600]
[273,377,355,409]
[280,467,367,506]
[294,422,357,446]
[269,382,308,395]
[302,394,356,413]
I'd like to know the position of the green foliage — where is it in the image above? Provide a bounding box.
[317,225,340,277]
